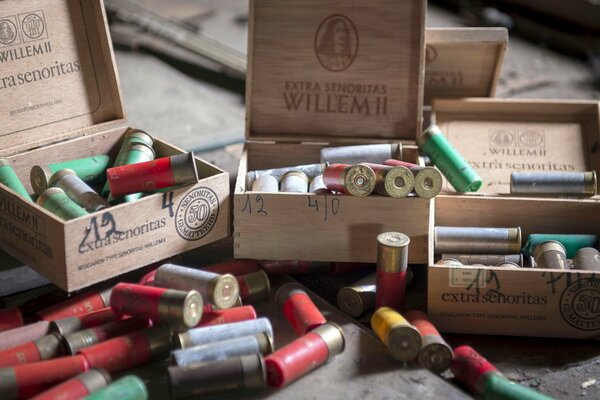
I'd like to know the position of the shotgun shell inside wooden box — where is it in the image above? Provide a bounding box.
[0,159,33,202]
[31,155,111,196]
[49,169,110,212]
[361,163,414,198]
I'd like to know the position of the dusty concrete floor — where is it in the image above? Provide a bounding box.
[107,2,600,399]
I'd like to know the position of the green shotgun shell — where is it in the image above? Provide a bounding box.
[481,372,554,400]
[101,129,155,199]
[37,187,89,220]
[107,142,156,203]
[30,155,112,195]
[523,234,597,259]
[83,375,148,400]
[0,158,32,201]
[419,125,482,193]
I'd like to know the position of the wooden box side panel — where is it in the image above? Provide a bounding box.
[1,0,123,156]
[428,266,600,338]
[424,28,507,104]
[0,187,67,287]
[247,0,425,141]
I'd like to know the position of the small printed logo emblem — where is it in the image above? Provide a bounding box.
[314,14,358,72]
[0,19,17,45]
[425,44,438,65]
[21,14,44,39]
[560,277,600,331]
[490,129,515,147]
[175,187,219,241]
[518,130,545,148]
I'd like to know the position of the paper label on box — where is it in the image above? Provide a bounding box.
[449,267,487,288]
[439,121,587,194]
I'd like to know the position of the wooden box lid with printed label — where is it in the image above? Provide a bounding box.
[428,98,600,338]
[424,28,508,105]
[0,0,229,292]
[234,0,431,264]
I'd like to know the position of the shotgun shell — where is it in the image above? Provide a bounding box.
[383,159,443,199]
[107,142,156,203]
[451,345,499,396]
[246,163,328,188]
[78,326,171,374]
[361,163,414,198]
[523,234,597,259]
[418,155,433,166]
[31,155,111,196]
[0,307,23,333]
[329,262,375,275]
[31,368,111,400]
[376,232,410,310]
[175,317,273,350]
[480,371,554,400]
[276,283,326,336]
[574,247,600,271]
[258,260,331,275]
[0,158,31,200]
[0,159,32,201]
[419,125,482,193]
[173,333,273,366]
[63,318,151,355]
[0,333,63,368]
[434,226,522,254]
[110,283,202,332]
[533,241,568,270]
[36,288,113,322]
[0,160,25,198]
[280,171,309,193]
[0,355,89,400]
[107,152,198,198]
[441,253,524,267]
[37,187,89,220]
[371,307,421,362]
[168,353,266,399]
[309,174,329,194]
[323,163,376,197]
[0,322,50,351]
[435,258,463,267]
[237,270,271,303]
[496,262,521,269]
[49,308,121,336]
[320,143,402,165]
[49,169,110,212]
[265,322,344,388]
[404,310,452,373]
[154,264,239,310]
[196,306,257,328]
[510,171,597,195]
[83,375,147,400]
[202,259,260,276]
[337,273,376,318]
[101,129,155,198]
[251,174,279,192]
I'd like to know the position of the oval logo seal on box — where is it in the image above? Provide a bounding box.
[0,19,18,45]
[21,14,44,39]
[175,187,219,241]
[559,277,600,331]
[314,14,359,72]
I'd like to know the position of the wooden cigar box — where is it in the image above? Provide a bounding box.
[428,98,600,338]
[234,0,432,264]
[0,0,229,291]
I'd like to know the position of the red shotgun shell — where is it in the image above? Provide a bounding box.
[322,163,376,197]
[203,259,261,276]
[196,306,257,328]
[0,355,89,399]
[451,345,499,395]
[0,322,50,351]
[107,152,198,198]
[0,307,23,333]
[237,270,271,303]
[49,308,122,336]
[30,369,111,400]
[265,323,344,388]
[404,310,453,374]
[276,283,326,336]
[78,326,172,374]
[110,283,203,332]
[375,232,410,310]
[0,333,63,368]
[36,288,112,321]
[258,260,331,275]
